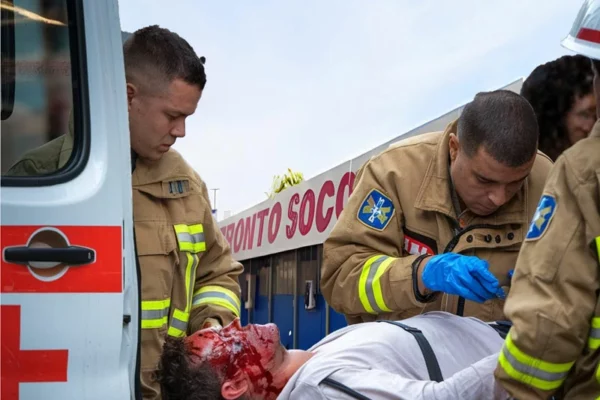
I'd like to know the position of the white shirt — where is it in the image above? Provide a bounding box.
[277,312,507,400]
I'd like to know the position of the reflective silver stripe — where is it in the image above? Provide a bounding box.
[591,327,600,339]
[193,290,238,308]
[177,232,205,244]
[501,344,570,383]
[141,309,169,320]
[365,256,387,313]
[170,316,188,331]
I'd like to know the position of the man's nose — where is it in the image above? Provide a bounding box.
[171,120,186,138]
[488,186,508,207]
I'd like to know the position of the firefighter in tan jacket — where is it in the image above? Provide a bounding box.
[7,26,243,399]
[495,2,600,398]
[322,90,553,325]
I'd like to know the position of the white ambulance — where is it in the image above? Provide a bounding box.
[1,0,139,399]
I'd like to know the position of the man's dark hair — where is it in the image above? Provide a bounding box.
[457,89,539,167]
[521,54,594,161]
[123,25,207,94]
[156,337,225,400]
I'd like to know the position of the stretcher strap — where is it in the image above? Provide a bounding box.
[320,377,372,400]
[319,320,444,400]
[378,320,444,382]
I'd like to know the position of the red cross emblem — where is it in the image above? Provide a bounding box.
[1,305,69,400]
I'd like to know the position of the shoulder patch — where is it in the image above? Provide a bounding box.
[357,189,395,231]
[526,194,557,241]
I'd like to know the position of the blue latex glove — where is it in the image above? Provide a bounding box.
[508,269,514,279]
[421,253,505,303]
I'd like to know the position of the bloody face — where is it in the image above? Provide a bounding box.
[185,319,284,398]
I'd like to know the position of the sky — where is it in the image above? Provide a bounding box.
[118,0,580,220]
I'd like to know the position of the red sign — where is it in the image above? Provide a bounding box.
[1,305,69,400]
[1,226,122,294]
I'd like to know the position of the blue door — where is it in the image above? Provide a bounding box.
[252,263,270,325]
[329,306,348,333]
[272,253,295,349]
[297,294,325,350]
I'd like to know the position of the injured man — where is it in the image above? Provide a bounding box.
[157,311,511,400]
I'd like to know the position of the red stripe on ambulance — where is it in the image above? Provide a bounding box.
[1,226,122,294]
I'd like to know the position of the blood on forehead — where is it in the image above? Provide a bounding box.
[185,324,281,399]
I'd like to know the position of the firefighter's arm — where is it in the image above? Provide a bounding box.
[321,157,432,318]
[494,156,600,399]
[188,180,244,332]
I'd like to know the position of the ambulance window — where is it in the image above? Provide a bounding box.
[1,0,88,185]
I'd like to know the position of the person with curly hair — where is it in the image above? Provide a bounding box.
[521,54,596,161]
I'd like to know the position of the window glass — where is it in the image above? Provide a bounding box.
[1,0,77,178]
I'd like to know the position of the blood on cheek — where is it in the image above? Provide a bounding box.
[188,331,280,397]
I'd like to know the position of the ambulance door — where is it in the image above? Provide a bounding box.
[1,0,139,399]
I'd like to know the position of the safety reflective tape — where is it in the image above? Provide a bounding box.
[588,317,600,349]
[184,252,200,315]
[174,224,206,253]
[498,332,574,391]
[141,299,171,329]
[358,255,395,314]
[192,285,241,317]
[168,308,189,337]
[596,236,600,264]
[596,362,600,384]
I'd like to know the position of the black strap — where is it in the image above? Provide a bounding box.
[319,320,443,400]
[489,320,512,339]
[378,320,444,382]
[321,377,373,400]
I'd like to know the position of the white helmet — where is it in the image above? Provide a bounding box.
[562,0,600,60]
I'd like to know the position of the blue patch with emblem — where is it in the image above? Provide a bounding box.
[526,194,557,241]
[357,189,395,231]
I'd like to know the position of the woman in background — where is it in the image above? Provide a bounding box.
[521,54,596,161]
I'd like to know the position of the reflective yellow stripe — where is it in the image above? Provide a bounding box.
[596,237,600,263]
[174,224,206,253]
[167,308,189,337]
[184,252,200,314]
[498,332,574,390]
[358,255,394,314]
[596,362,600,384]
[588,317,600,349]
[141,299,171,329]
[192,285,241,317]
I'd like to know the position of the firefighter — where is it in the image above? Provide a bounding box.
[494,1,600,398]
[321,89,553,325]
[6,26,243,399]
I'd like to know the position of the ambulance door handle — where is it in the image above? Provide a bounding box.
[3,245,96,267]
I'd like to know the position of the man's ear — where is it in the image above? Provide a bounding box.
[126,83,137,111]
[221,371,249,400]
[448,133,460,162]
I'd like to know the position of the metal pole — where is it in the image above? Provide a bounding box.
[210,188,219,210]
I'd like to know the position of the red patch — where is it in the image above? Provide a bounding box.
[403,228,437,256]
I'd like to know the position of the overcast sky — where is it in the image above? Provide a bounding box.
[118,0,580,220]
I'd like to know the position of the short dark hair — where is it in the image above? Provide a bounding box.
[521,54,594,161]
[156,337,225,400]
[457,90,539,167]
[123,25,207,94]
